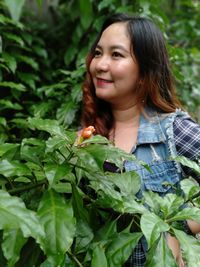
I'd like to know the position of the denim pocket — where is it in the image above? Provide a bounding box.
[142,161,180,193]
[124,159,180,195]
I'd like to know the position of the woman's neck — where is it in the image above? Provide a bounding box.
[110,103,140,153]
[111,103,140,126]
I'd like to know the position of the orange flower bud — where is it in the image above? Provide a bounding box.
[81,126,95,139]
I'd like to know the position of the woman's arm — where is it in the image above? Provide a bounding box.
[187,220,200,234]
[167,234,185,267]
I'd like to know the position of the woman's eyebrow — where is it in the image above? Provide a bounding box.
[96,44,129,53]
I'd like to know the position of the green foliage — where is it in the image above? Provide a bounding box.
[0,0,199,265]
[0,117,199,266]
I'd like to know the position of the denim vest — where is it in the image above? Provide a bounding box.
[124,108,189,195]
[123,108,189,257]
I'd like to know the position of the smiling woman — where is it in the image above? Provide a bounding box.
[89,22,139,106]
[80,13,200,267]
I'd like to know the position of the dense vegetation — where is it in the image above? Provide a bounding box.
[0,0,199,266]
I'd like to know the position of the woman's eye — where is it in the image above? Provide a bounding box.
[112,52,123,58]
[94,50,101,57]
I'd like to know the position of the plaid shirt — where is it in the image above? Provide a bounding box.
[124,116,200,267]
[174,116,200,181]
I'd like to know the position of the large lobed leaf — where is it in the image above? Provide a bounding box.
[140,212,170,247]
[91,244,108,267]
[2,229,27,267]
[37,189,76,263]
[173,228,200,267]
[145,234,178,267]
[0,159,31,177]
[106,232,143,267]
[28,117,69,140]
[0,190,44,246]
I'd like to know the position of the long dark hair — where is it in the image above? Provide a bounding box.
[82,13,182,137]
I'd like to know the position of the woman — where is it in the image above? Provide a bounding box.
[81,13,200,266]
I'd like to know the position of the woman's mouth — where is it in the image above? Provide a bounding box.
[96,78,113,87]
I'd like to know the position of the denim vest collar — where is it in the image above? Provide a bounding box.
[137,108,167,145]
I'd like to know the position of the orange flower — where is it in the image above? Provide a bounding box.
[81,126,95,139]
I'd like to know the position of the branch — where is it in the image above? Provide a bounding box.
[8,179,48,195]
[67,250,83,267]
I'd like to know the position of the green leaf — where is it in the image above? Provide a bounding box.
[72,184,89,223]
[174,156,200,175]
[92,244,108,267]
[0,143,20,158]
[76,141,138,172]
[0,159,31,177]
[16,55,39,70]
[28,117,68,139]
[76,144,107,171]
[17,72,39,89]
[32,45,48,59]
[2,229,27,267]
[0,13,10,24]
[106,232,143,267]
[75,220,94,254]
[160,193,184,218]
[140,212,170,247]
[3,32,24,46]
[56,100,78,126]
[32,102,55,118]
[80,134,109,145]
[143,191,162,214]
[71,83,82,102]
[0,81,25,91]
[37,189,76,256]
[173,228,200,267]
[90,172,146,214]
[20,138,45,165]
[20,32,33,46]
[106,171,141,197]
[0,190,44,245]
[2,52,17,73]
[78,0,93,29]
[180,178,200,201]
[4,0,25,21]
[167,206,200,223]
[98,0,115,11]
[0,99,22,110]
[0,14,24,28]
[94,219,117,242]
[145,234,178,267]
[45,135,73,153]
[106,145,140,171]
[44,162,74,186]
[0,117,7,127]
[40,254,66,267]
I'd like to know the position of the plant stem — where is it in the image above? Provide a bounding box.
[186,190,200,203]
[67,251,83,267]
[8,179,48,195]
[56,148,74,162]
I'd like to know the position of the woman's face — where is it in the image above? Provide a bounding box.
[89,22,140,106]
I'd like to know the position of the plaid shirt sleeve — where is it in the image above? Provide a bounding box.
[173,116,200,182]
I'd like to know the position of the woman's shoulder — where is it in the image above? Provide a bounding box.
[173,114,200,161]
[173,114,200,138]
[173,115,200,183]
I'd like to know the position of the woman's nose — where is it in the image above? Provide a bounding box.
[95,55,110,72]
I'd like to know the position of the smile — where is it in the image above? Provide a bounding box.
[96,78,113,87]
